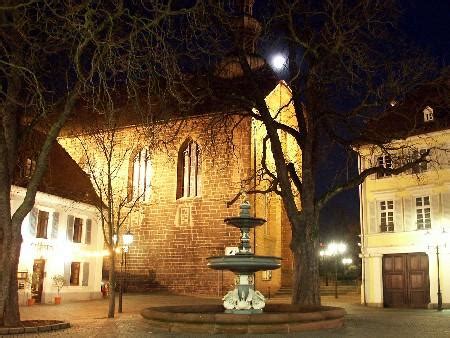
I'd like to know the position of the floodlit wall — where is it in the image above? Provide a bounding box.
[12,187,103,304]
[358,129,450,307]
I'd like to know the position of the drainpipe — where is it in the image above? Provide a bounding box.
[253,120,257,289]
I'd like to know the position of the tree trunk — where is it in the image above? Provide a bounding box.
[290,220,321,306]
[0,220,12,327]
[3,222,22,326]
[108,249,116,318]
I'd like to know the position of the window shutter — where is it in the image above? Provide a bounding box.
[368,201,377,234]
[64,261,71,285]
[66,215,74,241]
[436,148,449,168]
[442,192,450,224]
[394,199,403,232]
[85,219,92,244]
[403,197,414,231]
[51,212,59,239]
[29,208,38,237]
[82,262,90,286]
[430,194,440,228]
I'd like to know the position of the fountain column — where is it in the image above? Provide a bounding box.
[208,200,281,314]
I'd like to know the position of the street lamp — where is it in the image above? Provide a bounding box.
[426,228,447,311]
[323,242,347,299]
[118,229,134,313]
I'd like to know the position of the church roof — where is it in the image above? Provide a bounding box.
[14,130,101,206]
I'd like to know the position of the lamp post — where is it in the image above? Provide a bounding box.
[319,250,329,286]
[323,242,347,299]
[118,229,134,313]
[426,228,446,311]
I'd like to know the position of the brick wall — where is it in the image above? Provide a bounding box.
[60,115,268,295]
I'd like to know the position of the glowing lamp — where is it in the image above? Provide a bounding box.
[122,230,134,246]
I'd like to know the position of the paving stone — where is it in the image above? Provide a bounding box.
[13,292,450,337]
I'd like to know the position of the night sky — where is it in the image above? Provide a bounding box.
[318,0,449,244]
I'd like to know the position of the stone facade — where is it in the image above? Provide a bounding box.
[59,83,295,296]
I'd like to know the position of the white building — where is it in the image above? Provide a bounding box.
[357,81,450,308]
[14,136,104,305]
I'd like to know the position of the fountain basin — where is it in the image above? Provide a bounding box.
[141,304,346,334]
[224,216,266,228]
[207,254,281,274]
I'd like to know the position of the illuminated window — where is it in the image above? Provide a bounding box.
[129,148,152,202]
[423,106,434,122]
[36,210,49,239]
[376,155,392,178]
[176,139,201,199]
[379,200,394,232]
[416,196,431,229]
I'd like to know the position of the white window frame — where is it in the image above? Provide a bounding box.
[415,196,431,230]
[377,154,392,178]
[412,148,430,174]
[379,200,394,232]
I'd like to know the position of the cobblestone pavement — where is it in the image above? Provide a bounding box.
[15,292,450,337]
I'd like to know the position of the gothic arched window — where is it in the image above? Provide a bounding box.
[129,148,152,202]
[176,139,201,199]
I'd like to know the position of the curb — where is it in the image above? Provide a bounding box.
[0,322,70,335]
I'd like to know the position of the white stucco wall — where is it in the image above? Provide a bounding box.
[358,129,450,308]
[11,186,104,305]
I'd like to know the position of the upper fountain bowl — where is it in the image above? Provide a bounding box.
[224,201,266,228]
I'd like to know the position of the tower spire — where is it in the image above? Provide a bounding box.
[216,0,264,78]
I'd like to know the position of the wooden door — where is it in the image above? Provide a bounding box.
[383,253,429,308]
[31,259,45,303]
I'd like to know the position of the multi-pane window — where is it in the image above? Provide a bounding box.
[416,196,431,229]
[36,210,49,239]
[70,262,80,286]
[24,158,36,178]
[73,217,83,243]
[377,155,392,178]
[131,148,152,202]
[380,200,394,232]
[423,106,434,122]
[177,140,201,199]
[412,149,429,174]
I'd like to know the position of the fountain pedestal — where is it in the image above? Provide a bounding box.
[207,201,281,314]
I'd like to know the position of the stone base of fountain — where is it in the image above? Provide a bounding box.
[141,304,346,334]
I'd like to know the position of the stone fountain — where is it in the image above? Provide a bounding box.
[207,199,281,313]
[141,199,346,334]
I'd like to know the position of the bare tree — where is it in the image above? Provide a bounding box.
[0,0,200,326]
[192,0,447,306]
[62,110,146,318]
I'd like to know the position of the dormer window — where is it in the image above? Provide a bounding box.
[24,158,36,178]
[376,155,392,178]
[423,106,434,122]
